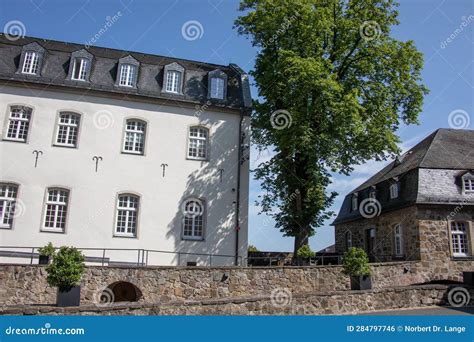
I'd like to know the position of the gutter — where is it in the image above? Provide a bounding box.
[235,111,244,266]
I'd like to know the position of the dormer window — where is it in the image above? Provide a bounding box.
[119,64,136,87]
[351,193,358,211]
[22,51,39,74]
[208,69,227,100]
[462,172,474,194]
[389,183,399,199]
[71,58,89,81]
[162,62,184,95]
[369,190,376,199]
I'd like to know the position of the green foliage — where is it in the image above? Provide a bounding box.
[342,247,371,277]
[235,0,428,253]
[38,242,55,257]
[248,244,260,252]
[296,244,315,259]
[46,246,85,289]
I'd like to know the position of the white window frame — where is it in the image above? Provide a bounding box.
[345,231,352,250]
[42,188,69,232]
[394,223,403,256]
[187,126,209,160]
[122,119,146,155]
[450,221,470,257]
[55,112,80,148]
[165,70,181,93]
[115,194,139,237]
[210,77,225,99]
[351,194,358,211]
[463,178,474,193]
[119,64,136,87]
[390,183,399,199]
[21,51,39,75]
[0,184,18,229]
[182,198,205,240]
[5,105,32,142]
[71,57,89,81]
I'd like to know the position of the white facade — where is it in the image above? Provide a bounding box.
[0,85,249,266]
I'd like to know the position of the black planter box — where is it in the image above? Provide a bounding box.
[38,255,50,265]
[57,286,81,307]
[350,275,372,290]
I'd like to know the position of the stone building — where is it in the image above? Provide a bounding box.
[0,35,251,266]
[333,128,474,264]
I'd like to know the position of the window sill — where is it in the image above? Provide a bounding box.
[53,143,77,149]
[40,228,65,234]
[2,138,27,143]
[121,151,145,156]
[186,156,208,162]
[182,236,204,241]
[113,233,137,239]
[0,226,12,230]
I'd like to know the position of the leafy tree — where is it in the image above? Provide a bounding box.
[342,247,371,276]
[248,244,260,252]
[235,0,428,255]
[46,246,85,290]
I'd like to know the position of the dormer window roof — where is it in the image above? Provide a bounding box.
[208,69,227,100]
[17,42,45,76]
[162,62,184,95]
[462,171,474,194]
[115,55,139,88]
[67,49,93,82]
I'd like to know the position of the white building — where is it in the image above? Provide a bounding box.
[0,35,251,266]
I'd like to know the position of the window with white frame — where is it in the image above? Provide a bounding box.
[351,194,358,211]
[71,58,89,81]
[390,183,399,199]
[43,188,69,232]
[55,112,80,147]
[123,119,146,154]
[187,127,208,160]
[0,184,18,229]
[394,224,403,256]
[464,178,474,193]
[115,194,139,237]
[182,198,204,239]
[210,77,225,99]
[450,221,469,257]
[119,64,136,87]
[165,70,181,93]
[5,106,32,142]
[345,231,352,250]
[21,51,40,74]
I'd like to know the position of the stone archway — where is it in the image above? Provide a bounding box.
[106,281,143,302]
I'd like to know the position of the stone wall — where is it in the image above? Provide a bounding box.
[2,285,469,316]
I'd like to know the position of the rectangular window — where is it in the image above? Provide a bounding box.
[55,113,80,147]
[43,189,69,232]
[351,194,358,211]
[183,199,204,239]
[390,183,399,199]
[5,106,32,142]
[165,70,181,93]
[119,64,136,87]
[0,184,18,229]
[22,51,39,74]
[451,222,469,257]
[115,195,139,237]
[188,127,208,160]
[394,224,403,256]
[210,77,225,99]
[464,179,474,192]
[71,58,88,81]
[123,120,146,154]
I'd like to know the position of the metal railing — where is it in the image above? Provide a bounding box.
[245,255,343,266]
[0,246,244,267]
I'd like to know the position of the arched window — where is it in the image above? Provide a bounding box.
[5,105,32,142]
[115,194,139,237]
[182,198,204,240]
[187,126,208,160]
[162,62,184,94]
[42,188,69,232]
[345,231,352,250]
[394,224,403,256]
[208,69,227,100]
[351,193,358,211]
[119,64,137,87]
[0,183,19,229]
[123,119,146,154]
[55,112,80,147]
[389,183,399,199]
[22,51,40,74]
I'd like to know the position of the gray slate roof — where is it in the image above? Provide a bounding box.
[0,34,251,113]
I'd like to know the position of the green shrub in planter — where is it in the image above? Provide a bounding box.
[46,246,85,307]
[296,245,315,265]
[37,242,55,265]
[342,247,372,290]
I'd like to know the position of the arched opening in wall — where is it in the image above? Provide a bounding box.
[106,281,143,302]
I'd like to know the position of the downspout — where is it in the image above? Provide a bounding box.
[234,111,244,266]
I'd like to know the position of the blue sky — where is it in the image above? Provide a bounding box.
[1,0,472,252]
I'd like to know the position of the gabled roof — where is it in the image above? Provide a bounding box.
[0,34,251,113]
